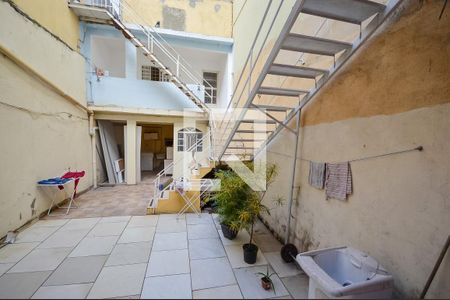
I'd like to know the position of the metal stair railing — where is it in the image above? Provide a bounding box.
[70,0,214,114]
[151,130,212,204]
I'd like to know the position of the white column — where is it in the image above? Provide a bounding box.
[125,40,137,80]
[125,120,137,185]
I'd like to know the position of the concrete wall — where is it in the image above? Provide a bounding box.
[12,0,80,50]
[258,1,450,298]
[125,0,232,38]
[0,1,92,237]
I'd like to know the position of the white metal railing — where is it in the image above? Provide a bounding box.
[152,130,212,202]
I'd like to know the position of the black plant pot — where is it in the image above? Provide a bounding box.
[243,243,258,264]
[221,223,238,240]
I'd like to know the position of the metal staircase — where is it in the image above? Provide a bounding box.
[215,0,404,161]
[68,0,213,114]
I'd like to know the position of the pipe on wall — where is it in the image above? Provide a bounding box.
[89,112,98,189]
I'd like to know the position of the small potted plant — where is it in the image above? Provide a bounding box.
[257,266,276,292]
[239,163,279,264]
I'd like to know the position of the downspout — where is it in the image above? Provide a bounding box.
[89,112,98,189]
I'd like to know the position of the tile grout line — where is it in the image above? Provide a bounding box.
[139,214,160,298]
[28,217,102,299]
[85,216,132,299]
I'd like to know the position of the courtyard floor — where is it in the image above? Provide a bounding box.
[0,213,308,299]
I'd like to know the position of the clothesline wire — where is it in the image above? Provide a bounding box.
[268,146,423,164]
[300,146,423,164]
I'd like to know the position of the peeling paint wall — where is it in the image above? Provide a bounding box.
[124,0,232,37]
[0,1,92,237]
[258,1,450,298]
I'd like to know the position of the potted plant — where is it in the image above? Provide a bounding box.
[213,169,251,239]
[239,163,279,264]
[257,266,276,292]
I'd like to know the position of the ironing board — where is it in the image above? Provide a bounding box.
[37,178,76,216]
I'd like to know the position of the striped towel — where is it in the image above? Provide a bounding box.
[325,162,353,200]
[308,161,326,189]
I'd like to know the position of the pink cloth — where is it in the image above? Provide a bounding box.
[58,171,85,197]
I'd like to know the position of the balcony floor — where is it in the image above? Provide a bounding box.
[0,214,308,299]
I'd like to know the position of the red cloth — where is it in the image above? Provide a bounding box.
[57,171,85,197]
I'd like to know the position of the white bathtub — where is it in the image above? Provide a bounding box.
[297,246,393,299]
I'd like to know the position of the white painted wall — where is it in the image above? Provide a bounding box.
[91,36,126,78]
[136,45,230,108]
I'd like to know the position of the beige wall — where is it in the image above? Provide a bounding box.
[258,1,450,298]
[12,0,80,50]
[0,1,92,237]
[125,0,232,37]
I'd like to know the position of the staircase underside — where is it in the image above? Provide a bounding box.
[218,0,403,161]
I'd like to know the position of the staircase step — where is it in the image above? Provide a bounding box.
[258,86,309,97]
[282,34,352,56]
[268,64,328,79]
[241,119,277,125]
[251,104,293,112]
[301,0,385,24]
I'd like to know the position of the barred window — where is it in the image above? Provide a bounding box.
[177,128,203,152]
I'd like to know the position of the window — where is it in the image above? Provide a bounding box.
[177,128,203,152]
[203,72,218,104]
[142,66,169,82]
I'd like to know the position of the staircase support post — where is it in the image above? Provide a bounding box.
[285,109,301,245]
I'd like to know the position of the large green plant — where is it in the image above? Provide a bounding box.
[214,169,253,231]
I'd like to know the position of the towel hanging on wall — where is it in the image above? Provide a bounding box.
[308,161,326,189]
[325,162,352,201]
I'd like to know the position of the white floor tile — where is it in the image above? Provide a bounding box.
[118,226,155,244]
[32,283,93,299]
[0,263,14,276]
[105,242,152,266]
[8,247,72,273]
[152,232,187,251]
[15,226,60,243]
[253,233,282,252]
[44,255,108,285]
[87,264,147,299]
[69,236,119,257]
[87,222,127,237]
[38,229,89,249]
[156,218,187,233]
[193,285,243,299]
[60,218,100,231]
[218,230,251,246]
[0,271,51,299]
[224,244,268,268]
[127,215,158,228]
[234,265,289,299]
[158,214,185,221]
[99,216,131,223]
[0,242,39,263]
[33,219,69,228]
[141,274,192,299]
[189,238,226,260]
[264,252,301,278]
[186,213,213,225]
[147,249,190,277]
[281,274,309,299]
[190,257,236,290]
[187,224,219,240]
